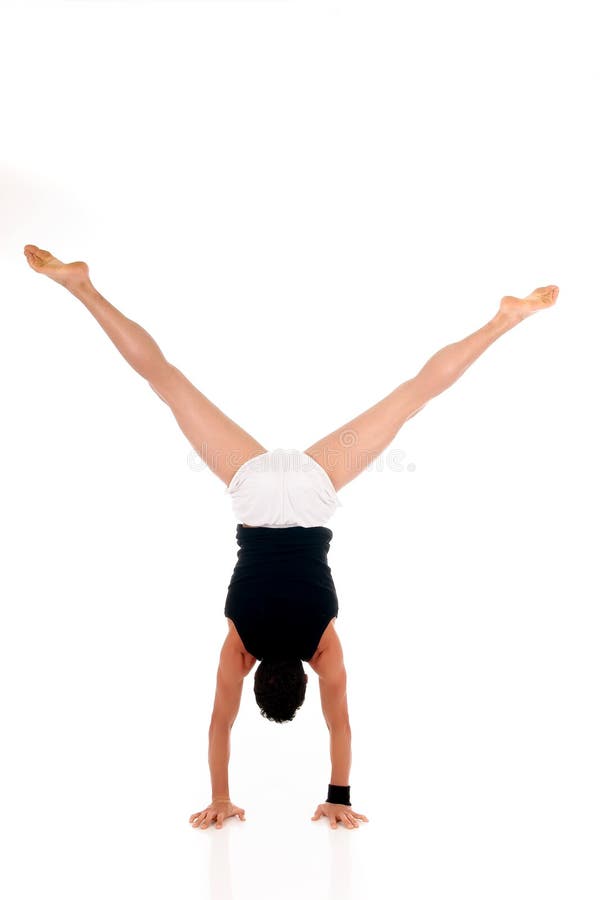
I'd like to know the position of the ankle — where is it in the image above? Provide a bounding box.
[64,277,94,298]
[492,307,523,332]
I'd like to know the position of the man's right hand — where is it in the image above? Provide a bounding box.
[189,800,246,830]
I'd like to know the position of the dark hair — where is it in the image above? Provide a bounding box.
[253,657,308,723]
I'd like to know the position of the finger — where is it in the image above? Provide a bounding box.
[345,814,358,828]
[351,811,369,821]
[329,818,337,829]
[237,809,246,820]
[216,813,224,830]
[200,814,213,829]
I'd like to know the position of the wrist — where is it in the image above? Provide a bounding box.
[326,783,351,806]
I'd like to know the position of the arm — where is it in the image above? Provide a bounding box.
[310,635,370,828]
[188,642,248,829]
[317,632,352,785]
[207,640,247,801]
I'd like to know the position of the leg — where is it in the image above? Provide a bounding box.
[23,245,267,487]
[304,285,559,491]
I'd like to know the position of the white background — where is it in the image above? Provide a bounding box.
[1,1,600,898]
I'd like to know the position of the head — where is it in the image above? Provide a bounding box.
[253,657,308,723]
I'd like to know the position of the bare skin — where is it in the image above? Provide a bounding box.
[23,245,90,286]
[22,244,558,318]
[190,798,246,830]
[24,243,558,829]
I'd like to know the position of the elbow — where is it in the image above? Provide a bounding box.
[209,714,234,734]
[326,718,351,734]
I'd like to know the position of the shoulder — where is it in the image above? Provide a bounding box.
[309,620,344,676]
[221,626,256,676]
[225,618,257,673]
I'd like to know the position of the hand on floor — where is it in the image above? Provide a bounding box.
[189,799,246,830]
[311,802,369,829]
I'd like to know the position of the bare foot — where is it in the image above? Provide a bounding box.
[23,245,90,289]
[499,285,559,322]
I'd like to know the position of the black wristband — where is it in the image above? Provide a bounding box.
[326,783,351,806]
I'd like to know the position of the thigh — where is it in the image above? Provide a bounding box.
[304,377,425,491]
[150,363,268,486]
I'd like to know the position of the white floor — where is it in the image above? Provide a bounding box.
[2,472,600,899]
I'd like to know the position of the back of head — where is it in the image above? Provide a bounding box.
[254,657,308,723]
